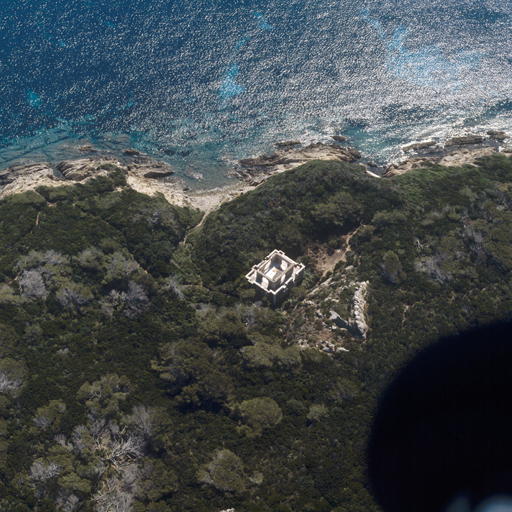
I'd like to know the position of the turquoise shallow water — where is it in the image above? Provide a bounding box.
[2,0,512,188]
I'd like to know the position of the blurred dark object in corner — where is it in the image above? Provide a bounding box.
[368,321,512,512]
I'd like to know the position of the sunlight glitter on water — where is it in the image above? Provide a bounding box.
[2,0,512,186]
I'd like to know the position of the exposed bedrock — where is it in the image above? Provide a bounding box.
[402,140,437,152]
[0,163,54,187]
[274,140,301,147]
[56,158,122,181]
[384,146,499,177]
[383,157,439,177]
[78,145,97,153]
[184,169,204,180]
[329,281,369,339]
[56,154,176,181]
[127,157,175,180]
[487,130,510,141]
[444,134,486,147]
[237,142,362,182]
[1,154,176,189]
[122,148,142,155]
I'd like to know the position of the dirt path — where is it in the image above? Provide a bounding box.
[180,209,212,245]
[310,225,363,276]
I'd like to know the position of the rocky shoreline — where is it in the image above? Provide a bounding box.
[1,132,511,212]
[383,133,508,177]
[0,151,255,215]
[233,141,363,184]
[233,132,512,182]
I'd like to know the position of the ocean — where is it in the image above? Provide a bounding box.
[2,0,512,189]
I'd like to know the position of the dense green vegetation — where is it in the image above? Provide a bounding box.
[0,154,512,511]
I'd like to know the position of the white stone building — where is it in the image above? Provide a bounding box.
[246,250,305,305]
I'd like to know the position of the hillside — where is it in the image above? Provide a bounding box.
[0,154,512,511]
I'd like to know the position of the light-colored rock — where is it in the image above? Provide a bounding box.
[0,162,54,186]
[383,157,438,177]
[402,140,437,152]
[0,162,58,199]
[487,130,510,141]
[184,169,204,180]
[56,158,124,181]
[127,158,175,179]
[438,147,496,167]
[329,311,349,329]
[353,281,369,338]
[237,142,362,181]
[444,135,485,147]
[384,146,498,177]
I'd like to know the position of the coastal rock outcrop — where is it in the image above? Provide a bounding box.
[237,142,362,182]
[127,158,175,180]
[184,169,204,180]
[274,140,301,147]
[438,146,496,167]
[78,145,97,153]
[0,163,54,187]
[402,140,436,152]
[444,135,485,147]
[0,162,58,199]
[56,158,123,181]
[487,130,510,141]
[1,154,176,196]
[383,157,439,177]
[123,148,142,155]
[384,146,498,177]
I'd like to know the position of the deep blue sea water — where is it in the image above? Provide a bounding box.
[2,0,512,188]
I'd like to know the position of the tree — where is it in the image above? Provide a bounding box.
[197,449,248,493]
[381,251,405,284]
[236,397,283,435]
[77,374,132,417]
[56,283,94,311]
[33,400,67,431]
[76,247,105,272]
